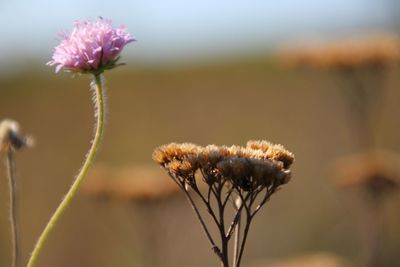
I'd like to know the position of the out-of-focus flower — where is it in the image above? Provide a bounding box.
[332,150,400,196]
[280,34,400,70]
[47,17,135,74]
[0,119,32,153]
[251,253,348,267]
[83,164,180,201]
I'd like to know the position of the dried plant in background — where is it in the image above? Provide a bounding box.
[250,252,348,267]
[333,150,400,195]
[281,35,400,70]
[0,119,32,267]
[153,140,294,267]
[83,163,182,266]
[83,163,180,201]
[281,34,400,149]
[332,150,400,267]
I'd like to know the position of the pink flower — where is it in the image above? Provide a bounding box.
[48,17,135,74]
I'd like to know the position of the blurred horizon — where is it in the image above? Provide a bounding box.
[1,0,400,73]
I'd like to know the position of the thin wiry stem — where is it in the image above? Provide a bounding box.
[222,187,234,209]
[252,185,276,217]
[232,197,241,267]
[236,207,252,267]
[181,182,223,261]
[6,150,20,267]
[167,172,223,262]
[215,183,229,267]
[26,74,106,267]
[192,185,220,227]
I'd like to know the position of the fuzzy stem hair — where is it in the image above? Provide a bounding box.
[26,74,106,267]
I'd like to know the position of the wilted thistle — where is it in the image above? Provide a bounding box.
[281,34,400,149]
[153,140,294,267]
[27,17,134,267]
[0,119,32,267]
[333,150,400,267]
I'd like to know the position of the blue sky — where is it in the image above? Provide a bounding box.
[0,0,396,68]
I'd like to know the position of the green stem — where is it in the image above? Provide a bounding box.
[26,74,105,267]
[6,149,20,267]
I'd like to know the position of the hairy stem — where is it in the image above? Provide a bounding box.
[6,150,20,267]
[26,74,105,267]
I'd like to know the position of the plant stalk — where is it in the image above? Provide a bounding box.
[26,74,105,267]
[6,150,20,267]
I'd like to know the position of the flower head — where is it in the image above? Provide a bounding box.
[0,119,32,153]
[47,17,135,74]
[153,140,294,191]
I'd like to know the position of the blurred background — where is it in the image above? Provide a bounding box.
[1,0,400,266]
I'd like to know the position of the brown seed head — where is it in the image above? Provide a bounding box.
[153,140,294,192]
[152,142,200,165]
[247,140,295,168]
[166,159,197,176]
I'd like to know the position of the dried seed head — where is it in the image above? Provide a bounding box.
[152,142,200,165]
[0,119,32,153]
[166,159,196,176]
[153,140,294,192]
[216,159,233,177]
[200,145,223,166]
[247,140,295,168]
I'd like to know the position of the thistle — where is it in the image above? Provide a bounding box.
[27,17,134,267]
[153,140,294,267]
[0,119,32,267]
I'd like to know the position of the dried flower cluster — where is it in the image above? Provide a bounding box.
[153,140,293,192]
[83,164,179,201]
[333,150,400,195]
[153,140,294,267]
[281,35,400,70]
[47,17,135,74]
